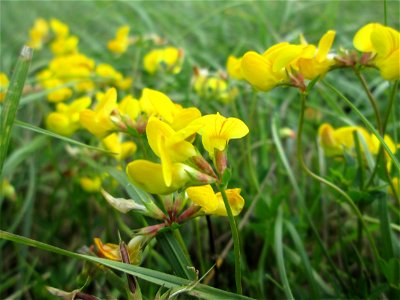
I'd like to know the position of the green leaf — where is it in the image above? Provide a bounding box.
[0,46,33,174]
[157,230,197,280]
[0,230,254,300]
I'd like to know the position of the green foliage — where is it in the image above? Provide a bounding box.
[1,1,400,300]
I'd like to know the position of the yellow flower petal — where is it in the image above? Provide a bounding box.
[186,185,218,214]
[126,160,190,195]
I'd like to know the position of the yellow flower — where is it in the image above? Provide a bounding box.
[107,25,130,54]
[226,55,244,80]
[27,18,49,49]
[186,185,244,216]
[0,72,9,102]
[46,97,91,136]
[390,177,399,197]
[143,47,183,74]
[96,63,123,82]
[318,123,373,156]
[119,95,141,121]
[138,88,201,130]
[80,88,118,138]
[43,78,73,103]
[94,236,143,264]
[146,117,199,186]
[241,42,314,91]
[102,133,137,161]
[49,19,78,55]
[297,30,336,80]
[354,23,400,80]
[1,179,16,201]
[193,113,249,158]
[126,160,192,195]
[79,176,102,193]
[117,76,133,90]
[50,19,69,38]
[51,36,79,56]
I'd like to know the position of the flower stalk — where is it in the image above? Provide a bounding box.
[217,184,242,294]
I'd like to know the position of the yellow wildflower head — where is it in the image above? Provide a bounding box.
[126,160,192,195]
[143,47,184,74]
[226,55,244,80]
[297,30,336,80]
[79,176,102,193]
[0,72,9,102]
[79,87,118,138]
[193,113,249,158]
[27,18,49,49]
[146,117,198,186]
[186,185,244,216]
[354,23,400,80]
[318,123,373,157]
[108,25,130,54]
[102,133,137,161]
[241,42,315,91]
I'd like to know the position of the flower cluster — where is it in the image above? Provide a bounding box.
[231,23,399,93]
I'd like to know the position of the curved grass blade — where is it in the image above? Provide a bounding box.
[0,230,254,300]
[274,207,294,300]
[0,46,33,174]
[14,120,111,154]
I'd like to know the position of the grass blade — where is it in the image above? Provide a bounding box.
[274,207,294,300]
[0,45,33,174]
[0,230,254,300]
[14,120,111,154]
[157,230,197,280]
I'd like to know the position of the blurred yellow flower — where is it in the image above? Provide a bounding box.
[46,96,92,136]
[126,160,192,195]
[193,113,249,158]
[119,95,141,121]
[354,23,400,80]
[0,72,9,102]
[390,177,399,197]
[27,18,49,49]
[318,123,373,156]
[79,176,102,193]
[297,30,336,80]
[226,55,244,80]
[50,19,78,55]
[143,47,183,74]
[107,25,130,54]
[102,133,137,161]
[80,88,118,138]
[186,185,244,216]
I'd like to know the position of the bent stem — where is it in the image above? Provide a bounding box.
[218,184,242,294]
[297,92,379,261]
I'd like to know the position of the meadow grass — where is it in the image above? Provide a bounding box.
[1,0,399,299]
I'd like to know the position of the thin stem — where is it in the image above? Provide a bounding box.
[353,68,382,133]
[217,184,242,294]
[297,92,380,261]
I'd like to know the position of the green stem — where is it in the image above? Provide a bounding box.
[353,68,382,133]
[297,92,380,261]
[218,184,242,294]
